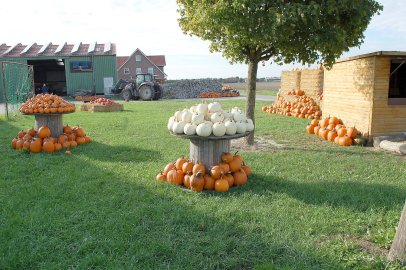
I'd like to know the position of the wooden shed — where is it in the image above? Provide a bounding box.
[323,51,406,137]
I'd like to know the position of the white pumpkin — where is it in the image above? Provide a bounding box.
[174,110,183,121]
[205,112,212,121]
[233,112,247,122]
[223,111,232,120]
[205,120,213,126]
[189,105,197,113]
[236,121,247,134]
[208,102,222,113]
[184,123,197,135]
[196,103,208,115]
[196,123,212,137]
[167,116,176,131]
[246,119,254,132]
[212,122,226,137]
[172,121,186,134]
[210,112,224,123]
[231,107,242,114]
[191,113,205,125]
[181,111,192,123]
[225,120,237,135]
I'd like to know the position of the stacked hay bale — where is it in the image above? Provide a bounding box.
[299,67,324,101]
[280,69,301,96]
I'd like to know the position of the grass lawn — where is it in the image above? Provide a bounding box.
[238,89,279,96]
[1,100,405,269]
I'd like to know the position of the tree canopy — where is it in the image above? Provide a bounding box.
[177,0,383,67]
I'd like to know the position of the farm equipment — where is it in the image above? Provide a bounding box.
[111,73,162,101]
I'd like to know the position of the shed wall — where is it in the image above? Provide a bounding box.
[323,57,375,136]
[370,56,406,135]
[0,58,28,102]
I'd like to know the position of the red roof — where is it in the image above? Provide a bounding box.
[148,55,166,66]
[116,56,128,68]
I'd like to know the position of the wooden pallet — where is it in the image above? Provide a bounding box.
[79,103,124,112]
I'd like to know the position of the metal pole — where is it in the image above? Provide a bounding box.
[2,62,9,120]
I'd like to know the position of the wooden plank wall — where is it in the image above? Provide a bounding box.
[300,68,324,100]
[371,56,406,135]
[323,57,375,136]
[280,70,301,95]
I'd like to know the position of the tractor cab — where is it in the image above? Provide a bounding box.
[135,73,153,85]
[116,73,162,101]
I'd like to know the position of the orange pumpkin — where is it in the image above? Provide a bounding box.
[329,117,339,125]
[11,138,18,149]
[221,152,233,163]
[38,126,51,139]
[192,162,206,176]
[215,178,229,192]
[75,127,86,137]
[54,143,63,151]
[233,169,247,186]
[58,135,68,144]
[42,141,55,153]
[15,139,24,150]
[218,162,230,173]
[30,139,42,153]
[203,174,215,190]
[183,173,192,188]
[327,130,338,142]
[337,127,347,137]
[76,136,86,145]
[156,172,166,181]
[190,171,205,192]
[338,136,353,147]
[63,125,73,134]
[306,124,315,134]
[163,163,175,176]
[182,161,195,174]
[347,127,358,139]
[222,172,234,187]
[175,157,187,171]
[210,165,224,180]
[241,163,252,176]
[167,168,184,185]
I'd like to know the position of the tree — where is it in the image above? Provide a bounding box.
[177,0,382,145]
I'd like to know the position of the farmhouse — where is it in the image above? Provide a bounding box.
[116,48,167,83]
[0,42,117,100]
[281,51,406,137]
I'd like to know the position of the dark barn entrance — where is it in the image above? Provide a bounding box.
[28,59,67,96]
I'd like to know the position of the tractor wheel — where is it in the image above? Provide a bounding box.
[138,85,154,101]
[121,89,133,101]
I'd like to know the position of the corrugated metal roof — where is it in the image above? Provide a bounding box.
[0,42,116,58]
[337,51,406,63]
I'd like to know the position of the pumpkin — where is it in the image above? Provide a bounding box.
[223,172,234,187]
[329,117,339,125]
[210,112,225,123]
[63,125,73,134]
[22,140,31,151]
[163,163,176,176]
[233,169,248,186]
[181,111,193,123]
[246,119,254,132]
[196,123,212,137]
[167,168,184,185]
[326,124,335,131]
[58,135,68,144]
[172,121,186,134]
[210,165,224,180]
[338,136,353,147]
[175,157,187,171]
[319,118,329,128]
[212,122,226,137]
[203,174,215,190]
[27,128,36,137]
[70,141,78,147]
[38,126,51,139]
[156,172,166,181]
[221,152,233,163]
[233,152,243,163]
[327,130,338,142]
[192,162,206,176]
[242,163,252,176]
[190,171,205,192]
[62,141,70,149]
[347,127,358,139]
[337,127,347,137]
[334,136,340,145]
[208,102,222,113]
[167,116,176,131]
[15,139,24,150]
[215,178,229,192]
[218,162,230,173]
[84,136,92,143]
[76,136,86,145]
[306,124,315,134]
[191,113,205,125]
[11,138,18,149]
[318,128,329,140]
[18,130,26,139]
[184,123,197,135]
[75,127,86,137]
[310,119,319,126]
[182,173,191,188]
[224,120,237,135]
[30,139,42,153]
[42,141,55,153]
[67,133,76,141]
[182,161,195,174]
[229,156,242,172]
[236,121,247,134]
[314,126,321,136]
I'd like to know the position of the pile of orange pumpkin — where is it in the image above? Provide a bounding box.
[306,116,358,146]
[287,89,305,96]
[199,91,240,98]
[11,124,91,153]
[262,92,322,119]
[19,94,76,114]
[89,98,118,105]
[222,85,233,91]
[156,152,251,192]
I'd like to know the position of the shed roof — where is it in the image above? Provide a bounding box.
[0,42,116,58]
[337,51,406,63]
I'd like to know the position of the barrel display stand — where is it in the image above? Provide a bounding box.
[25,112,73,138]
[171,132,250,169]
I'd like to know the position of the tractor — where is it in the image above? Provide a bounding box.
[111,73,163,101]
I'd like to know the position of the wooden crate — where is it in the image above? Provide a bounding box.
[79,103,124,112]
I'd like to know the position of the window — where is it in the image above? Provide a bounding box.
[123,67,130,74]
[136,68,142,74]
[148,67,154,75]
[135,55,141,62]
[70,61,92,72]
[388,59,406,105]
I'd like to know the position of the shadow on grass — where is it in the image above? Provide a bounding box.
[1,154,347,270]
[81,141,161,162]
[251,173,405,212]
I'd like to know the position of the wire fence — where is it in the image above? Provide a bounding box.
[1,61,34,119]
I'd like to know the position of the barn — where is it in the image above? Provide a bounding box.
[323,51,406,137]
[0,42,117,101]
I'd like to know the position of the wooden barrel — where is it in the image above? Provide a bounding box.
[34,114,64,137]
[190,138,230,169]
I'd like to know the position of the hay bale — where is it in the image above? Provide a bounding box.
[300,67,324,100]
[280,70,301,96]
[79,103,123,112]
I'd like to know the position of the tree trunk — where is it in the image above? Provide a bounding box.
[388,200,406,264]
[245,60,258,145]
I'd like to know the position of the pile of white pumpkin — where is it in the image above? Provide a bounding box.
[167,102,254,137]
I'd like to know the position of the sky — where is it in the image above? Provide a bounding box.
[0,0,405,79]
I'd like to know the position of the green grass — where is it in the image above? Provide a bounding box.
[1,100,405,269]
[239,89,279,96]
